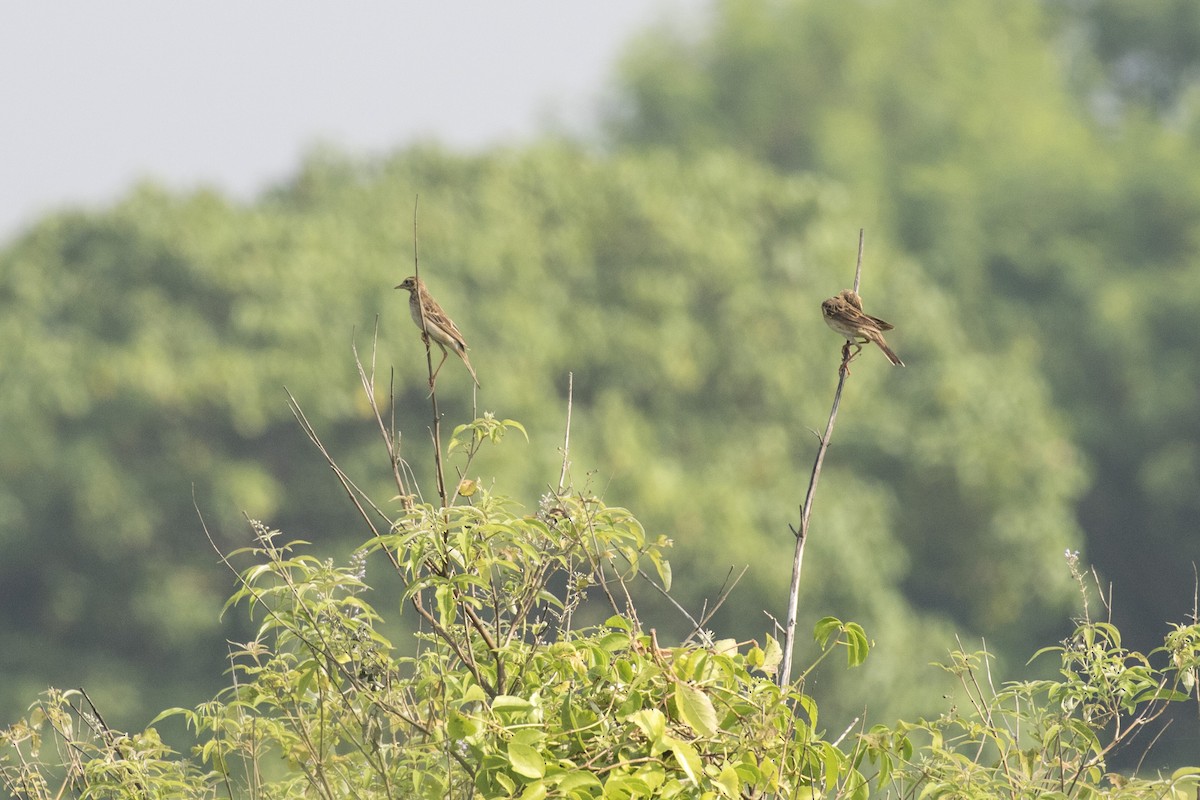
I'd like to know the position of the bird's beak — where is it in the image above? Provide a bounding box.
[394,284,403,289]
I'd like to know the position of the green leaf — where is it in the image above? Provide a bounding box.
[712,638,738,656]
[634,762,667,792]
[628,708,667,746]
[875,750,893,787]
[845,622,870,667]
[819,741,844,786]
[604,774,652,798]
[558,771,603,793]
[813,616,843,647]
[715,763,741,797]
[674,682,718,738]
[794,691,818,729]
[447,709,480,739]
[747,646,764,668]
[667,737,703,785]
[492,695,534,710]
[761,634,783,675]
[495,771,517,795]
[649,550,672,591]
[461,683,488,705]
[435,583,456,626]
[508,741,546,779]
[512,728,546,747]
[503,418,529,440]
[492,694,536,724]
[845,768,869,800]
[518,783,547,800]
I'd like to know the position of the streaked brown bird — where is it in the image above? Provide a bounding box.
[395,275,480,387]
[821,289,904,366]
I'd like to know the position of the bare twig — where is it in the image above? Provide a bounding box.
[763,610,784,641]
[681,566,748,646]
[1191,562,1198,625]
[77,689,116,744]
[284,389,399,567]
[852,229,864,293]
[635,566,709,645]
[831,714,863,748]
[352,321,413,505]
[1133,718,1173,776]
[558,372,574,494]
[635,564,747,650]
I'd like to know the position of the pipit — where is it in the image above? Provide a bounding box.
[821,289,904,366]
[395,275,480,387]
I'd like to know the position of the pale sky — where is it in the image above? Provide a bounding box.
[0,2,701,243]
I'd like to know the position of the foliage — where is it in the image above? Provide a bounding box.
[859,614,1200,799]
[3,0,1200,788]
[2,334,1196,796]
[0,142,1086,733]
[609,0,1200,758]
[2,450,1197,798]
[1049,0,1200,115]
[0,391,879,800]
[174,505,871,800]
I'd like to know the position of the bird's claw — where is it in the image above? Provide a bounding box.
[839,340,864,375]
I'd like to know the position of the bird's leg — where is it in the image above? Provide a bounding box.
[839,339,866,376]
[849,337,866,361]
[429,347,450,387]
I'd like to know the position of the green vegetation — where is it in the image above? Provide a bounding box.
[2,400,1197,797]
[3,0,1200,789]
[611,0,1200,669]
[0,145,1085,735]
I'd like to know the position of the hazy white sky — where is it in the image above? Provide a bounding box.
[0,2,699,243]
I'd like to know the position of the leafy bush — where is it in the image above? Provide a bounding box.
[0,434,872,798]
[3,323,1198,799]
[4,391,1199,799]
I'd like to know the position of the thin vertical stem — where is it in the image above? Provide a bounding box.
[852,229,864,293]
[411,197,448,507]
[557,372,574,494]
[780,369,849,686]
[779,229,865,687]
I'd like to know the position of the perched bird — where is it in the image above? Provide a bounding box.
[821,289,904,366]
[395,275,480,387]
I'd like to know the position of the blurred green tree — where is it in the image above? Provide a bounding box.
[1050,0,1200,115]
[0,143,1084,738]
[609,0,1200,678]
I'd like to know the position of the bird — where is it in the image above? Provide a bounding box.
[821,289,904,366]
[395,275,480,387]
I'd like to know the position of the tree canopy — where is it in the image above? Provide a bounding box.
[612,0,1200,661]
[0,142,1084,735]
[3,0,1200,772]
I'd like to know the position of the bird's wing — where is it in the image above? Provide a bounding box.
[422,295,470,353]
[866,314,894,331]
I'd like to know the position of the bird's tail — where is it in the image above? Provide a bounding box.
[875,335,905,367]
[460,351,481,387]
